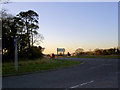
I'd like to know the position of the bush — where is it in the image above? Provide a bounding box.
[27,47,43,59]
[18,46,44,59]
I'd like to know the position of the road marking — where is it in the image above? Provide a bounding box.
[81,61,85,64]
[70,80,94,88]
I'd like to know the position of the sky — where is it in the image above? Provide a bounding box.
[2,2,118,54]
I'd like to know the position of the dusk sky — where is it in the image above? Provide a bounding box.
[2,2,118,54]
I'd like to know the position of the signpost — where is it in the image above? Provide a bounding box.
[57,48,65,52]
[14,36,18,71]
[57,48,65,58]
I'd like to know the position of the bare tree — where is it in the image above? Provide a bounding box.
[33,33,44,46]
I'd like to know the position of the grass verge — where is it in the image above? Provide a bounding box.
[2,58,80,77]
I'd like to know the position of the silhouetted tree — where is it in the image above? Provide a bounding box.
[2,10,44,61]
[75,48,84,56]
[67,52,71,56]
[16,10,39,48]
[2,13,19,61]
[103,50,108,55]
[94,48,103,55]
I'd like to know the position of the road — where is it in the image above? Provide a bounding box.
[2,58,119,88]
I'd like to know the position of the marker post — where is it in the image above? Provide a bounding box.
[14,36,18,71]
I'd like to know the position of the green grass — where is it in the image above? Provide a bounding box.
[2,58,80,76]
[69,55,120,59]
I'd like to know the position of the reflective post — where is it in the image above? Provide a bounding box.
[14,36,18,71]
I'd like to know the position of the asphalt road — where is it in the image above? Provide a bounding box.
[2,58,119,88]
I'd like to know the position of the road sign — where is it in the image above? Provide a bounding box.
[57,48,65,52]
[57,48,65,58]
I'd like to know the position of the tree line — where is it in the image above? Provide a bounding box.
[74,48,120,56]
[2,9,44,62]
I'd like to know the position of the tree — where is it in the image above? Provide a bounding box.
[27,10,39,46]
[107,48,116,55]
[2,10,44,61]
[67,52,71,56]
[16,11,30,48]
[2,12,18,61]
[0,0,11,52]
[33,33,44,46]
[75,48,84,55]
[116,48,120,55]
[16,10,39,48]
[103,49,108,55]
[94,48,103,55]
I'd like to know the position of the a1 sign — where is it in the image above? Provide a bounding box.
[57,48,65,52]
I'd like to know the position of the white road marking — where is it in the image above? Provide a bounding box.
[81,61,85,64]
[70,80,94,88]
[89,65,102,70]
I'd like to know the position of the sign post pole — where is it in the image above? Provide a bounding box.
[57,48,58,59]
[14,36,18,71]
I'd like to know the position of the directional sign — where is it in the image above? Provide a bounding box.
[57,48,65,59]
[57,48,65,52]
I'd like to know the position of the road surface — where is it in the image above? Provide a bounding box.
[2,58,119,88]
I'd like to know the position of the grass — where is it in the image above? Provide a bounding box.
[2,57,80,76]
[69,55,120,59]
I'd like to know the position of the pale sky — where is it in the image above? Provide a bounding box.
[2,2,118,54]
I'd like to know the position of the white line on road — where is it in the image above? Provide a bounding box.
[81,61,85,64]
[70,80,94,88]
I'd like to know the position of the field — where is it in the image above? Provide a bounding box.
[2,57,80,77]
